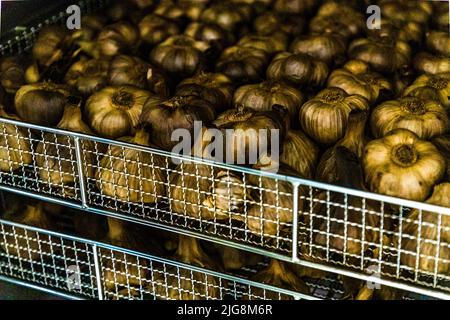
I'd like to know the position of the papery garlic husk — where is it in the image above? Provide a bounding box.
[253,12,304,38]
[32,26,69,67]
[138,13,180,46]
[153,236,222,300]
[312,146,384,261]
[425,31,450,56]
[280,130,318,179]
[348,35,411,74]
[150,35,209,79]
[299,87,370,145]
[65,57,109,96]
[0,57,26,94]
[290,34,347,66]
[432,134,450,180]
[154,0,206,23]
[200,2,250,32]
[176,72,234,111]
[363,129,446,202]
[237,34,288,55]
[316,110,368,184]
[216,46,269,84]
[36,99,95,190]
[0,108,32,172]
[397,183,450,275]
[273,0,317,15]
[413,52,450,75]
[267,52,329,88]
[14,82,70,126]
[96,128,166,204]
[233,80,303,118]
[140,95,216,151]
[2,203,55,262]
[371,97,449,139]
[247,260,310,300]
[108,55,171,97]
[368,18,423,46]
[402,73,450,109]
[85,86,151,139]
[327,60,393,105]
[378,0,433,26]
[184,22,234,53]
[97,21,140,57]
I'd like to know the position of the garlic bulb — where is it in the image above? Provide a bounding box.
[237,34,288,55]
[85,86,151,139]
[96,128,166,204]
[316,110,368,184]
[14,82,70,126]
[2,203,54,262]
[266,52,329,88]
[32,26,68,67]
[399,183,450,275]
[154,0,206,23]
[216,46,269,84]
[138,13,180,46]
[290,34,347,66]
[72,14,106,42]
[200,2,250,32]
[363,129,446,202]
[175,72,234,111]
[425,31,450,57]
[327,60,393,105]
[97,21,140,57]
[153,236,222,300]
[299,87,370,145]
[233,80,303,118]
[370,97,449,139]
[349,35,411,74]
[184,22,234,52]
[368,18,423,46]
[0,57,26,95]
[273,0,317,15]
[108,55,171,96]
[378,0,432,26]
[403,73,450,109]
[36,99,95,191]
[414,52,450,75]
[248,260,310,299]
[150,35,210,79]
[0,108,32,172]
[253,12,304,37]
[432,134,450,180]
[280,130,318,179]
[140,95,216,151]
[65,57,109,96]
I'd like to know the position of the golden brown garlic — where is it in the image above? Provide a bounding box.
[402,73,450,109]
[432,134,450,180]
[65,57,109,96]
[280,130,318,179]
[154,0,206,23]
[237,34,288,55]
[200,2,251,32]
[378,0,432,26]
[184,22,234,52]
[32,26,69,67]
[138,13,180,46]
[414,52,450,75]
[97,21,140,57]
[253,12,304,37]
[425,31,450,57]
[0,57,26,95]
[273,0,317,15]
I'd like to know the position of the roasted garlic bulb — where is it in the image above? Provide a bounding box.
[273,0,317,15]
[363,129,446,202]
[378,0,432,26]
[233,80,304,118]
[425,31,450,57]
[432,134,450,180]
[371,97,449,139]
[280,130,318,179]
[32,26,69,67]
[237,34,288,55]
[184,22,234,52]
[414,52,450,75]
[253,12,304,38]
[97,21,140,57]
[368,18,423,46]
[154,0,206,23]
[200,2,250,32]
[267,52,329,88]
[138,13,180,46]
[65,57,109,96]
[327,60,393,105]
[403,73,450,109]
[0,57,26,95]
[85,86,151,139]
[15,82,70,126]
[299,87,370,145]
[96,128,166,204]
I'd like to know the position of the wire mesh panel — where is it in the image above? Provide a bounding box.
[0,122,81,201]
[299,184,450,295]
[0,220,98,298]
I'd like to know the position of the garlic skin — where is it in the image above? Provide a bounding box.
[368,18,423,46]
[0,108,32,172]
[273,0,317,15]
[15,82,70,126]
[402,73,450,109]
[237,34,288,55]
[200,2,250,32]
[154,0,206,22]
[0,57,26,95]
[399,183,450,275]
[299,87,370,145]
[290,34,347,66]
[413,52,450,75]
[184,22,234,52]
[267,51,329,88]
[280,130,318,179]
[97,21,140,57]
[85,86,151,139]
[233,80,304,118]
[96,129,166,204]
[150,35,209,79]
[426,31,450,57]
[32,26,68,67]
[327,60,393,105]
[378,0,432,26]
[216,46,269,84]
[65,58,109,96]
[371,97,449,139]
[363,129,446,202]
[253,12,304,38]
[138,13,180,46]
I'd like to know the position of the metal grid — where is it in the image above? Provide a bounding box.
[0,118,449,299]
[0,218,316,300]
